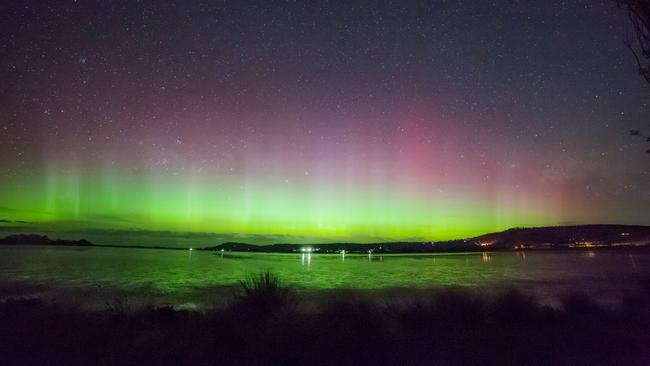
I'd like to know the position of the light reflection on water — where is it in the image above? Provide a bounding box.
[301,252,312,268]
[0,246,649,307]
[482,252,492,262]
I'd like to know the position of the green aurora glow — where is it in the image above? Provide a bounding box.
[0,170,557,244]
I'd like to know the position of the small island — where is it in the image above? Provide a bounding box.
[0,234,92,247]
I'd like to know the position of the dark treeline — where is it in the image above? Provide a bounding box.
[2,273,650,366]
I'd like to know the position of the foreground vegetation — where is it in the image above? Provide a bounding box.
[1,273,650,366]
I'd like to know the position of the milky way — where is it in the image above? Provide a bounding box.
[1,1,649,244]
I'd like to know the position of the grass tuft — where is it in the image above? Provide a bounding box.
[231,272,298,320]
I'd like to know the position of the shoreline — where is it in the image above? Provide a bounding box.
[2,274,650,365]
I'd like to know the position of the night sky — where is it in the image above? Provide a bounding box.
[1,0,649,245]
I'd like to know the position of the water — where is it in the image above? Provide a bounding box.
[1,246,648,309]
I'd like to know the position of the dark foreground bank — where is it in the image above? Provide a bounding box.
[1,274,650,366]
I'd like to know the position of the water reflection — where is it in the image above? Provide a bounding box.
[482,252,492,263]
[629,254,637,270]
[3,247,650,309]
[301,252,312,268]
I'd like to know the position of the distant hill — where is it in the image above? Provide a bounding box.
[471,224,650,249]
[0,234,92,247]
[204,224,650,253]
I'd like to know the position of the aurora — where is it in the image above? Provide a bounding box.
[1,0,649,245]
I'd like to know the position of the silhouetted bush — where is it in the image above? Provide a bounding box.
[230,271,298,322]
